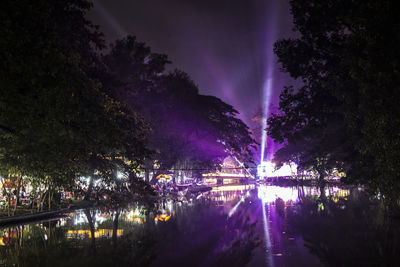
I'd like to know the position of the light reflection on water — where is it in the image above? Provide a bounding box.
[257,184,350,204]
[258,185,299,203]
[1,183,397,267]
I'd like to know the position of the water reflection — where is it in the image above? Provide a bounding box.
[258,185,299,203]
[0,184,399,267]
[67,229,123,239]
[0,184,260,267]
[257,184,350,204]
[287,189,400,266]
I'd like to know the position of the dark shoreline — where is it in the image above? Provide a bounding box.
[0,205,76,227]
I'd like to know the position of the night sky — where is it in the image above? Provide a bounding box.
[88,0,296,160]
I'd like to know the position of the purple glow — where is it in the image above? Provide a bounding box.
[228,198,244,218]
[261,198,275,267]
[260,78,272,163]
[260,0,279,164]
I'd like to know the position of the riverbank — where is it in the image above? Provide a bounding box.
[0,199,100,225]
[0,205,73,226]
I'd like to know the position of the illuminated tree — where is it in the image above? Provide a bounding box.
[101,37,256,181]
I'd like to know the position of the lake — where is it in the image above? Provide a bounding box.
[0,183,399,267]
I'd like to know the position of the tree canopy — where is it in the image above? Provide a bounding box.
[100,36,256,180]
[0,0,149,191]
[268,0,400,196]
[0,0,256,200]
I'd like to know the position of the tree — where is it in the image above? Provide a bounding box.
[101,36,257,181]
[340,0,400,200]
[0,0,150,207]
[268,0,400,195]
[268,84,351,182]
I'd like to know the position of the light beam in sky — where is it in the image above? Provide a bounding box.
[259,0,279,164]
[260,78,272,163]
[95,2,127,38]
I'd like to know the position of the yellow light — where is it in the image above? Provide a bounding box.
[155,214,171,222]
[156,174,171,179]
[66,229,123,239]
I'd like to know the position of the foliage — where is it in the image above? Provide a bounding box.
[268,0,400,195]
[0,1,149,196]
[0,0,256,212]
[100,36,256,179]
[268,86,351,180]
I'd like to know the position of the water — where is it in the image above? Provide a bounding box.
[0,184,399,267]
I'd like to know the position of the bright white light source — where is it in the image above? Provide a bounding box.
[258,185,298,203]
[117,171,124,179]
[257,161,297,178]
[257,161,275,177]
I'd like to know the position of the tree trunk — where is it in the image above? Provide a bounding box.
[48,189,52,211]
[5,174,11,216]
[7,191,11,216]
[15,175,23,206]
[31,198,35,213]
[84,209,96,251]
[39,191,47,212]
[112,210,120,250]
[12,197,17,216]
[84,177,94,201]
[11,175,23,216]
[317,169,326,186]
[37,193,42,212]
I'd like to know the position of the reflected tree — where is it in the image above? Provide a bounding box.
[288,191,400,266]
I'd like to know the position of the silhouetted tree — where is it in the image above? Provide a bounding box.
[0,0,150,204]
[101,36,256,181]
[269,0,400,198]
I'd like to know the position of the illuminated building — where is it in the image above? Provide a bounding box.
[202,157,254,185]
[257,161,297,178]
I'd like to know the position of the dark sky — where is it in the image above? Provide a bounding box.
[88,0,296,160]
